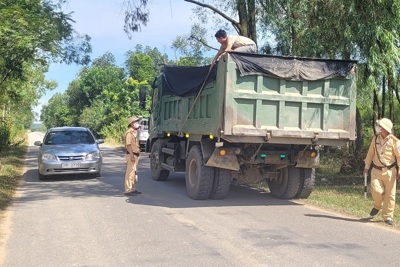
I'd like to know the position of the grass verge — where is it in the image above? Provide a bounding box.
[300,185,400,229]
[0,143,27,212]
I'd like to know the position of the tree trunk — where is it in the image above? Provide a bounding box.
[382,76,386,118]
[185,0,257,42]
[355,107,363,158]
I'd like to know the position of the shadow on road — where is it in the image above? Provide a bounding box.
[304,214,378,224]
[20,144,303,209]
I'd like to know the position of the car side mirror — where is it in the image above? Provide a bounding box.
[34,141,42,146]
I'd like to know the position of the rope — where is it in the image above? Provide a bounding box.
[178,66,214,137]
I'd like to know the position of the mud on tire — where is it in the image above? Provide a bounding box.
[185,145,214,200]
[209,168,231,199]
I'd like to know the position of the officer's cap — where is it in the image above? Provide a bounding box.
[377,118,393,133]
[127,116,142,126]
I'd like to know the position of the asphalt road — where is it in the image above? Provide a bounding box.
[1,132,400,267]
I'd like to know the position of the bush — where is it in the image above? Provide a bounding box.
[101,118,126,145]
[0,118,26,151]
[0,119,11,151]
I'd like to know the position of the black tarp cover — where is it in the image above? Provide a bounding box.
[230,52,356,81]
[161,53,356,96]
[161,65,217,96]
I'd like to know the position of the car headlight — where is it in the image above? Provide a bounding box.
[42,153,57,160]
[86,151,101,160]
[140,132,149,139]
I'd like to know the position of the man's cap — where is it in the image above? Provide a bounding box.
[127,116,142,125]
[377,118,393,133]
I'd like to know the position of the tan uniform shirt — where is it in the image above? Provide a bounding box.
[365,134,400,173]
[125,128,140,154]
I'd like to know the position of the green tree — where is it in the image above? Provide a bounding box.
[41,93,71,128]
[171,24,213,66]
[125,50,156,83]
[0,0,92,147]
[0,0,91,87]
[64,52,127,127]
[122,0,257,42]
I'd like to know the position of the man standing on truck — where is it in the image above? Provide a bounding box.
[124,116,142,196]
[364,118,400,225]
[211,29,257,66]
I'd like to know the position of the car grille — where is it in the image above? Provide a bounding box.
[58,155,85,161]
[53,168,90,172]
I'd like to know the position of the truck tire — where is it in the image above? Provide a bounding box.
[150,140,170,181]
[209,168,232,199]
[186,145,214,200]
[268,166,301,199]
[295,168,315,199]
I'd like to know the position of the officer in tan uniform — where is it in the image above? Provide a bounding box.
[124,116,142,196]
[364,118,400,225]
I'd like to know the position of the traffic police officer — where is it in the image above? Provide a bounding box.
[124,116,142,195]
[364,118,400,225]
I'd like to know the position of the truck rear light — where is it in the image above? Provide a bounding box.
[303,151,317,158]
[219,149,226,156]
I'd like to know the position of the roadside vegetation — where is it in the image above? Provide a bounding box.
[253,156,400,230]
[0,132,27,212]
[302,154,400,230]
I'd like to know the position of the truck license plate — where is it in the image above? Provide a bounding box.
[62,162,81,168]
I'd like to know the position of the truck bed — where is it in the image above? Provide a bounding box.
[158,53,357,146]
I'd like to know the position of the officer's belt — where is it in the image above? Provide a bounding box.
[371,162,396,170]
[126,151,140,156]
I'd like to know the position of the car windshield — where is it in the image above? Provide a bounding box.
[44,130,95,145]
[141,120,149,130]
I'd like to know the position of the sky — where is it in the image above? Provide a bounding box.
[35,0,215,116]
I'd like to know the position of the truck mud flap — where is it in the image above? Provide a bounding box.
[205,149,240,171]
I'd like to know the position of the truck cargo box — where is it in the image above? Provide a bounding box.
[155,53,357,147]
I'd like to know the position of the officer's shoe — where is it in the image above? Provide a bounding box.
[384,219,394,226]
[131,190,142,194]
[370,208,379,216]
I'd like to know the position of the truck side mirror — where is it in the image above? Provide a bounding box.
[151,77,158,89]
[139,86,146,110]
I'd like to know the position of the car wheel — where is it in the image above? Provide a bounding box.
[90,172,100,178]
[38,171,47,181]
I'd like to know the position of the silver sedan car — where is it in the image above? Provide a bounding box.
[34,127,104,180]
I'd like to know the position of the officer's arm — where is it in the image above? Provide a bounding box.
[393,138,400,180]
[364,137,376,172]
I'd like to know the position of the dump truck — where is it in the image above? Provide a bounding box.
[141,52,357,200]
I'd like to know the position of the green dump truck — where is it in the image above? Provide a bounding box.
[143,52,357,200]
